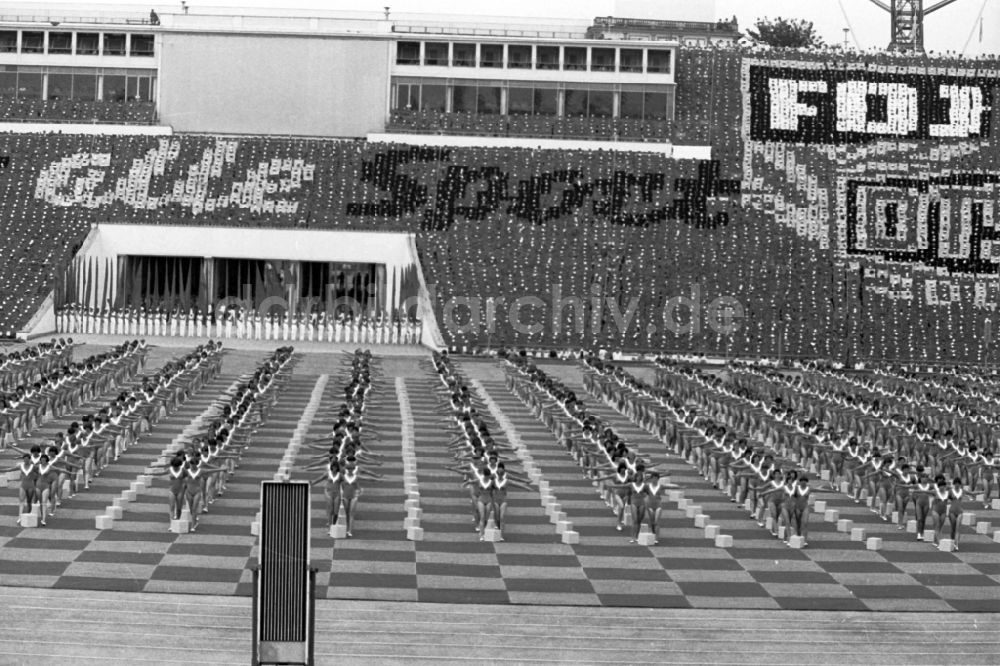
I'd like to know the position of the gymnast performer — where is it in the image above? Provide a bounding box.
[946,477,965,550]
[786,474,813,547]
[594,461,633,531]
[486,463,532,539]
[309,459,343,528]
[910,471,934,541]
[1,454,39,523]
[339,456,383,538]
[928,476,951,546]
[641,471,680,544]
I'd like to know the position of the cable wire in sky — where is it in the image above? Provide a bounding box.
[961,0,989,55]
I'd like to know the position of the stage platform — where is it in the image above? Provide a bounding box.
[1,346,999,663]
[2,586,998,665]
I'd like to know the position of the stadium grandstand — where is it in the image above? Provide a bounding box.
[0,0,999,663]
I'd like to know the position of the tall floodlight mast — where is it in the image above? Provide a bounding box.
[866,0,963,52]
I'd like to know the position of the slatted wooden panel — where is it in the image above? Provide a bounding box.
[258,481,310,643]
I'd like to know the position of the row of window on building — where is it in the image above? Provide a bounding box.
[396,41,672,74]
[0,30,154,57]
[0,66,156,102]
[393,79,673,120]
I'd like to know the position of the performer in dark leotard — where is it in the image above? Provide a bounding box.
[149,456,188,521]
[487,463,532,540]
[910,472,933,541]
[309,459,343,528]
[928,476,950,546]
[339,457,383,538]
[947,478,965,550]
[0,454,38,523]
[641,471,679,544]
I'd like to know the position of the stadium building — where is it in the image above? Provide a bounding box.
[1,3,1000,662]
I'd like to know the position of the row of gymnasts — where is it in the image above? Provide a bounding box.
[583,358,821,546]
[0,338,74,391]
[654,361,984,548]
[1,340,145,445]
[502,351,680,544]
[734,362,1000,511]
[1,343,223,526]
[306,350,384,537]
[426,351,533,541]
[713,363,995,548]
[149,346,294,531]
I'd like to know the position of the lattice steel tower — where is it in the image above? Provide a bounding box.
[867,0,963,52]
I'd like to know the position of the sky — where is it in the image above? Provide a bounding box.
[28,0,1000,56]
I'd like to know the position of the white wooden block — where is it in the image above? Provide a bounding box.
[61,479,71,495]
[561,530,580,544]
[866,537,882,550]
[906,520,917,533]
[668,490,684,502]
[684,504,701,518]
[180,508,191,522]
[106,505,123,520]
[404,517,420,530]
[765,515,774,531]
[976,521,991,535]
[556,519,573,534]
[824,509,840,522]
[837,518,853,533]
[923,529,935,542]
[250,521,259,536]
[938,538,955,552]
[704,525,721,539]
[744,499,754,511]
[404,499,420,511]
[993,530,1000,543]
[406,507,422,521]
[677,498,690,510]
[891,511,899,524]
[840,481,850,494]
[637,532,657,546]
[694,514,710,528]
[866,496,874,508]
[130,481,145,494]
[406,526,424,541]
[170,519,189,534]
[482,527,501,542]
[992,499,1000,511]
[777,526,787,540]
[787,535,806,549]
[549,511,566,525]
[94,514,113,530]
[813,500,827,513]
[850,527,866,541]
[329,524,347,538]
[820,469,830,481]
[714,534,733,548]
[961,512,976,526]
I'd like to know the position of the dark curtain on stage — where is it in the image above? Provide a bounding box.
[122,256,202,311]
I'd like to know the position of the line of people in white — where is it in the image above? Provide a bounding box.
[55,304,422,345]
